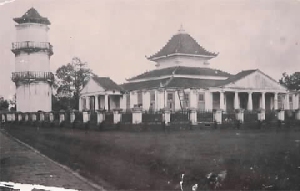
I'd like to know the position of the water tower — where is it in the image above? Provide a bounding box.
[11,7,54,112]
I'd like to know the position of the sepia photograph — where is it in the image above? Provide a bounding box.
[0,0,300,190]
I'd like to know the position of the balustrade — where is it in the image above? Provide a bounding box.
[12,71,54,83]
[11,41,53,55]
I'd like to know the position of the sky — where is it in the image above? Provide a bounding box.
[1,0,300,100]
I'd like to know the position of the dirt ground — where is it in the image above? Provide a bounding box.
[3,125,300,190]
[0,130,104,191]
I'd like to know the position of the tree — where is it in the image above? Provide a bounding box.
[9,94,16,111]
[54,57,92,110]
[0,97,9,111]
[279,72,300,91]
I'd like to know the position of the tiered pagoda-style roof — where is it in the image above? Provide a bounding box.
[147,26,218,61]
[120,26,238,91]
[13,7,51,25]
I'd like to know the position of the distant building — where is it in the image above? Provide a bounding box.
[119,26,296,112]
[79,76,124,111]
[11,8,54,112]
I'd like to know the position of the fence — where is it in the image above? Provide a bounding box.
[1,109,300,131]
[244,111,258,122]
[170,111,189,123]
[142,113,162,124]
[197,111,213,122]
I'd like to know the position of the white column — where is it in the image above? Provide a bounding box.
[261,92,265,109]
[105,94,109,110]
[292,94,297,110]
[143,91,150,111]
[285,94,290,110]
[79,97,82,111]
[295,94,299,109]
[95,95,99,110]
[234,92,239,109]
[220,91,225,110]
[274,93,278,110]
[120,94,126,110]
[247,92,253,111]
[86,96,90,111]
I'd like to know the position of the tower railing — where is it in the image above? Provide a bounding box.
[11,41,53,55]
[12,71,54,83]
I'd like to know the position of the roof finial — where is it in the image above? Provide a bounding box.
[178,24,186,34]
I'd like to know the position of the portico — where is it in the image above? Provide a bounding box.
[80,93,122,111]
[79,76,124,112]
[212,90,288,112]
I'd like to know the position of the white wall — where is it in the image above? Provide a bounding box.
[120,94,126,110]
[156,55,211,69]
[16,23,49,42]
[15,52,50,72]
[205,91,213,110]
[130,92,137,108]
[127,88,214,111]
[190,90,198,109]
[16,81,52,112]
[81,79,105,95]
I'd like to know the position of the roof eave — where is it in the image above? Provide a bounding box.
[147,53,218,61]
[13,17,51,25]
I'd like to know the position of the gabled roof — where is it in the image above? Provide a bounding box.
[14,7,51,25]
[147,28,218,61]
[92,76,123,92]
[216,70,257,87]
[127,66,231,81]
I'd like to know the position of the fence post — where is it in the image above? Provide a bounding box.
[1,114,6,123]
[18,113,22,122]
[59,110,65,124]
[189,108,197,125]
[213,109,222,124]
[113,109,121,124]
[40,112,45,122]
[163,108,171,126]
[295,109,300,120]
[96,110,105,125]
[236,109,244,123]
[70,111,75,123]
[25,113,29,122]
[31,113,36,122]
[83,111,90,123]
[277,110,285,121]
[258,109,265,121]
[49,112,54,122]
[132,107,142,124]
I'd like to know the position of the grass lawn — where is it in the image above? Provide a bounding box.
[4,125,300,190]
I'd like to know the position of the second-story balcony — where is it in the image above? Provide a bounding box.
[12,71,54,84]
[11,41,53,56]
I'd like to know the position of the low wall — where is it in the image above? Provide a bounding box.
[1,109,300,131]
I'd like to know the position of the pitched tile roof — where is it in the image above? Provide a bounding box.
[147,32,218,60]
[121,77,225,91]
[120,78,171,91]
[14,7,51,25]
[127,66,231,81]
[215,69,257,87]
[165,78,223,89]
[92,76,123,92]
